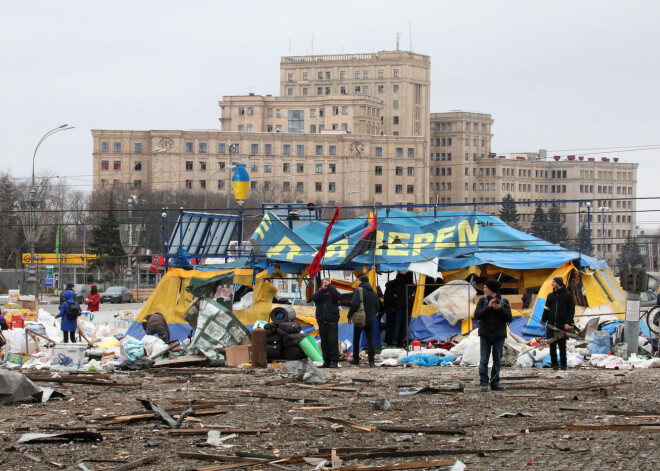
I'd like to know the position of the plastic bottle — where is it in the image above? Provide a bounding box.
[251,327,267,368]
[412,339,422,352]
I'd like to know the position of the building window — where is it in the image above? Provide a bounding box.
[267,108,273,117]
[374,147,383,157]
[393,116,399,125]
[407,185,414,194]
[101,160,109,170]
[264,144,272,155]
[332,106,339,116]
[237,124,245,132]
[287,88,293,96]
[407,167,414,176]
[393,100,399,109]
[276,109,283,118]
[310,124,316,133]
[395,184,403,194]
[283,181,291,192]
[288,110,304,133]
[251,181,258,190]
[238,107,245,116]
[363,85,369,94]
[329,164,336,173]
[218,143,226,153]
[407,148,415,158]
[101,179,108,187]
[378,85,384,94]
[199,162,206,171]
[218,162,226,171]
[251,162,258,172]
[325,87,331,95]
[340,86,346,94]
[283,163,290,173]
[283,144,291,155]
[185,161,193,171]
[264,163,272,173]
[247,124,253,132]
[199,180,206,189]
[375,184,382,194]
[340,71,346,79]
[264,181,271,190]
[319,108,325,117]
[134,143,142,153]
[197,142,206,153]
[251,144,259,154]
[355,85,361,94]
[395,166,403,176]
[375,166,383,176]
[185,142,193,153]
[113,142,121,152]
[341,106,348,116]
[217,180,225,190]
[296,144,305,155]
[101,142,109,152]
[296,182,304,192]
[393,84,399,93]
[185,180,192,189]
[393,69,399,77]
[341,123,348,131]
[396,148,403,157]
[297,163,304,173]
[329,145,336,155]
[315,163,323,173]
[328,182,336,192]
[112,161,121,171]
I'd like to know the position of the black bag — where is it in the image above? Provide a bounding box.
[66,303,81,321]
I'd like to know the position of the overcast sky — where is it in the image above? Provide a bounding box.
[2,1,659,225]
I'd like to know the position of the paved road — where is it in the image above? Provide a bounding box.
[41,302,145,324]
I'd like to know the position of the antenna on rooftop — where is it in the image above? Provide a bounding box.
[396,32,400,51]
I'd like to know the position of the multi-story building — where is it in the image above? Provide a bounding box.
[90,48,638,266]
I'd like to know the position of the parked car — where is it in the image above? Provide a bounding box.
[100,286,133,304]
[73,284,90,304]
[640,289,658,314]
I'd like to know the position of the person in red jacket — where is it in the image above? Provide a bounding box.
[84,284,100,312]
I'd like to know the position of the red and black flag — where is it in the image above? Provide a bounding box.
[308,206,342,279]
[340,211,378,265]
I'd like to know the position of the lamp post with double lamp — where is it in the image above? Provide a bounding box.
[599,206,610,262]
[23,124,75,297]
[121,148,166,286]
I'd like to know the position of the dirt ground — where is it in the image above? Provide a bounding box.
[1,363,658,471]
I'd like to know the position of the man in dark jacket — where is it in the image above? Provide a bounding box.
[541,277,576,370]
[474,280,512,391]
[347,275,380,367]
[312,278,340,368]
[142,312,171,344]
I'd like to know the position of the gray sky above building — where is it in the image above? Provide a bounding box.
[2,1,659,225]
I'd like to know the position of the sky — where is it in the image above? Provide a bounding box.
[2,1,659,225]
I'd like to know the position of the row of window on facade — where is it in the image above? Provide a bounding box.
[375,166,415,176]
[433,122,488,133]
[579,169,634,181]
[431,182,452,191]
[579,184,634,195]
[374,184,415,194]
[596,229,633,238]
[285,84,402,97]
[432,137,487,148]
[286,68,400,81]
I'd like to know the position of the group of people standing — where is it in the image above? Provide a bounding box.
[314,273,576,387]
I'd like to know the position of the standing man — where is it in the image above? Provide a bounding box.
[56,287,80,343]
[347,275,380,367]
[542,277,575,370]
[474,280,512,392]
[312,278,340,368]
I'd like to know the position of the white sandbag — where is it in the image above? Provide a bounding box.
[516,352,535,368]
[141,335,169,357]
[3,329,38,354]
[380,348,407,360]
[456,331,482,366]
[423,281,476,326]
[37,309,57,327]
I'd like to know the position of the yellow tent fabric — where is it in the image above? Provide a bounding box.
[526,261,575,326]
[135,268,233,324]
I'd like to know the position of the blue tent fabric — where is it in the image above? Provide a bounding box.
[125,322,193,343]
[249,209,608,272]
[408,312,535,342]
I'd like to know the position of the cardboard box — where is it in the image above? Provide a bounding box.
[225,345,251,367]
[19,299,38,311]
[6,353,34,365]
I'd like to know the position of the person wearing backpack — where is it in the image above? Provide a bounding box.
[57,288,80,343]
[347,275,380,367]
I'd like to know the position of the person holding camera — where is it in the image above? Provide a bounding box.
[312,278,340,368]
[474,280,512,392]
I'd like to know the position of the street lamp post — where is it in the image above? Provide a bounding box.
[599,206,610,262]
[24,124,74,297]
[205,165,235,210]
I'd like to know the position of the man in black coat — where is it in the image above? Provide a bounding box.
[474,280,512,392]
[347,275,380,367]
[312,278,340,368]
[542,277,576,370]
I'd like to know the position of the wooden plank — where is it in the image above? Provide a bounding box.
[169,428,269,436]
[377,425,465,435]
[315,416,376,432]
[106,455,159,471]
[321,459,455,471]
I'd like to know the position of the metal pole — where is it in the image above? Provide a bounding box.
[126,197,133,285]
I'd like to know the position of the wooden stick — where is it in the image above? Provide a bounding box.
[169,428,269,436]
[106,455,159,471]
[377,425,465,435]
[321,459,455,471]
[315,416,376,432]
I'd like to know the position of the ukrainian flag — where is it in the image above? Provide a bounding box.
[232,163,250,203]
